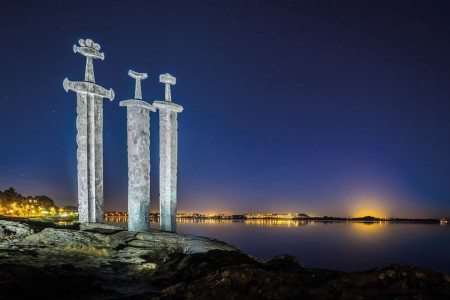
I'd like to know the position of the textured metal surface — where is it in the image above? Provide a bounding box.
[120,70,155,232]
[63,39,114,223]
[153,74,183,232]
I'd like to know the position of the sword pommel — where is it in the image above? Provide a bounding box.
[73,39,104,60]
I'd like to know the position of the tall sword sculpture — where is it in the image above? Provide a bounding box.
[120,70,156,232]
[153,74,183,232]
[63,39,115,223]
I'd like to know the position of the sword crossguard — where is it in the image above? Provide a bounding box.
[63,78,115,101]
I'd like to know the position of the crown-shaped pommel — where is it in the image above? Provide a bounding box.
[73,39,104,60]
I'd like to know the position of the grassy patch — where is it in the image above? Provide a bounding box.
[62,244,110,257]
[145,237,191,263]
[0,214,80,232]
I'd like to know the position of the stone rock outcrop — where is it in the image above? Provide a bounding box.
[0,220,34,239]
[0,221,238,269]
[159,257,450,300]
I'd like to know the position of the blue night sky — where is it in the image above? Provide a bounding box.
[1,0,450,218]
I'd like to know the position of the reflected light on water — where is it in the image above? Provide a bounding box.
[349,221,388,238]
[244,219,312,227]
[177,218,233,225]
[105,216,129,223]
[104,215,450,272]
[105,216,315,228]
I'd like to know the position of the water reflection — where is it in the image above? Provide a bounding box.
[105,216,318,227]
[105,216,129,223]
[243,219,313,227]
[105,216,450,273]
[106,216,395,229]
[177,218,233,224]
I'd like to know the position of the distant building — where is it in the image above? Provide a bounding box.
[64,206,78,213]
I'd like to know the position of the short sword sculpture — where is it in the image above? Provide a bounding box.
[120,70,156,232]
[63,39,115,223]
[153,73,183,232]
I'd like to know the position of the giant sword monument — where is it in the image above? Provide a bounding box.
[63,39,115,223]
[120,70,156,231]
[154,74,183,232]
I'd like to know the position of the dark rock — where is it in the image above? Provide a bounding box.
[0,263,124,300]
[159,264,306,300]
[152,249,258,287]
[314,264,450,300]
[157,255,450,299]
[268,253,301,268]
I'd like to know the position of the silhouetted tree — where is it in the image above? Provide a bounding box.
[34,196,56,208]
[0,188,57,216]
[3,187,22,201]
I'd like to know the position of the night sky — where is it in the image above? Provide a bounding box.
[1,0,450,218]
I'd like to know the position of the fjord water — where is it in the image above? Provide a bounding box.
[106,217,450,273]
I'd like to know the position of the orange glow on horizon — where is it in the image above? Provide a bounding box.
[349,196,390,219]
[352,209,386,219]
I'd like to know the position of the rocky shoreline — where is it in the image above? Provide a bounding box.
[1,218,450,299]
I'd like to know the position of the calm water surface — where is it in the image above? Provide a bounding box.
[106,217,450,273]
